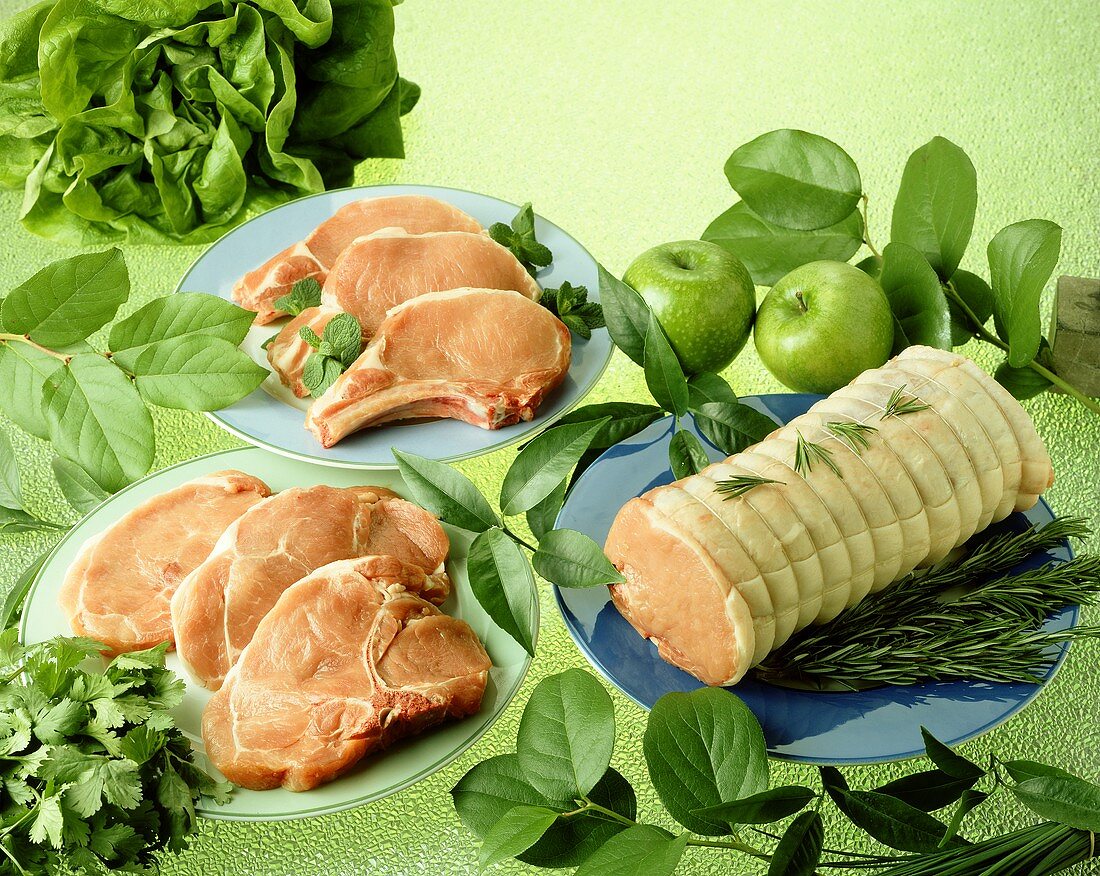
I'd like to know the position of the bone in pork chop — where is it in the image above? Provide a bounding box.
[306,288,571,447]
[59,471,270,655]
[202,555,491,792]
[171,485,450,690]
[231,195,483,324]
[268,229,541,397]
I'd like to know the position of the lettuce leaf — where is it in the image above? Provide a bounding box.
[0,0,415,244]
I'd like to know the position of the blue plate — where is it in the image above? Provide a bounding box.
[554,394,1077,765]
[178,184,612,470]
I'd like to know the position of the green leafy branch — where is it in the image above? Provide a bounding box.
[701,129,1099,415]
[455,668,1100,875]
[0,249,268,496]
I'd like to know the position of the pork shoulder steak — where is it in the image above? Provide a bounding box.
[59,471,270,655]
[306,288,571,447]
[171,485,450,690]
[232,195,483,324]
[604,346,1054,687]
[268,229,541,397]
[202,555,491,792]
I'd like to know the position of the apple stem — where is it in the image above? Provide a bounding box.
[860,195,882,258]
[794,290,808,314]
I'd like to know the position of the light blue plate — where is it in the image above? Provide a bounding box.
[554,394,1077,765]
[177,184,612,470]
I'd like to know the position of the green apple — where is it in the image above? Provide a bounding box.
[754,260,894,394]
[623,240,756,375]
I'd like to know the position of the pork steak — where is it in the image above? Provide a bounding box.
[232,195,483,324]
[306,288,571,447]
[59,471,270,655]
[171,485,450,690]
[202,555,491,792]
[268,229,541,397]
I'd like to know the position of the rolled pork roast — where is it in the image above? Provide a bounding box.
[603,346,1054,686]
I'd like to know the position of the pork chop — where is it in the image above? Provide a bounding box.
[306,288,571,447]
[202,555,490,792]
[171,485,450,690]
[232,196,483,324]
[58,471,270,655]
[268,229,541,397]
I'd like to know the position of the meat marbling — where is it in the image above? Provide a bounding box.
[171,485,450,690]
[306,288,571,447]
[604,347,1055,686]
[231,195,483,324]
[202,555,491,792]
[268,229,541,397]
[59,471,270,655]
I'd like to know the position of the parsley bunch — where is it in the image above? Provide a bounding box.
[0,631,230,874]
[540,282,607,340]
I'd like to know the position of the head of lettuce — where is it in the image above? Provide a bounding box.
[0,0,418,244]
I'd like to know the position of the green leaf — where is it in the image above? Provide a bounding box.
[499,418,609,516]
[856,254,883,279]
[128,338,268,410]
[467,528,538,655]
[939,789,987,847]
[702,201,864,285]
[879,242,952,353]
[575,825,687,876]
[0,341,64,440]
[43,353,155,493]
[1002,759,1076,784]
[489,203,552,275]
[108,293,255,370]
[2,249,129,346]
[549,402,664,449]
[694,785,816,825]
[687,372,739,408]
[995,341,1054,400]
[0,429,22,509]
[668,429,709,478]
[52,456,110,514]
[532,528,624,588]
[102,758,142,809]
[392,450,501,532]
[821,769,962,853]
[947,270,994,345]
[299,326,324,350]
[920,727,985,781]
[477,805,559,872]
[767,811,823,876]
[987,219,1062,366]
[873,769,978,812]
[644,687,768,835]
[890,136,977,279]
[452,755,635,869]
[301,354,344,398]
[598,264,650,366]
[517,669,615,801]
[33,699,86,744]
[693,402,777,455]
[723,129,862,231]
[525,479,568,542]
[321,313,363,368]
[1006,765,1100,831]
[643,313,688,415]
[29,793,64,848]
[1,551,48,629]
[273,277,322,317]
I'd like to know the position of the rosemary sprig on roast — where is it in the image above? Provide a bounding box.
[714,474,785,499]
[754,517,1099,690]
[883,384,931,417]
[794,430,841,478]
[825,419,878,452]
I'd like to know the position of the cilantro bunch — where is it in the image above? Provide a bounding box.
[0,631,230,874]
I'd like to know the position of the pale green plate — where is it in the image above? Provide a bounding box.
[19,447,534,821]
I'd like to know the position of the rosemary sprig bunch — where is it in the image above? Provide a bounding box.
[755,518,1099,690]
[714,474,785,498]
[794,430,841,477]
[883,384,931,417]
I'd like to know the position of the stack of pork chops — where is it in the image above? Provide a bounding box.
[237,194,572,447]
[59,477,490,792]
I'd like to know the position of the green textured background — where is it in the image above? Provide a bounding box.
[1,1,1098,873]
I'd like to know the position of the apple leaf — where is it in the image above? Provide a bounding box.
[987,219,1062,367]
[878,242,952,354]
